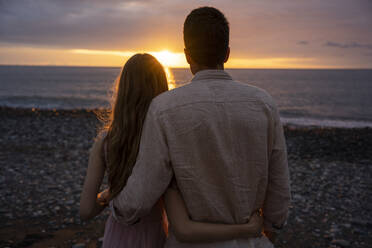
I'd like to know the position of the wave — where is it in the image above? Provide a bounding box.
[281,116,372,128]
[0,95,110,110]
[1,95,372,128]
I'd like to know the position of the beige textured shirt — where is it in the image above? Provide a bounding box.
[111,69,290,247]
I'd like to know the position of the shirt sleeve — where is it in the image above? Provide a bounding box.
[263,105,291,232]
[110,103,173,224]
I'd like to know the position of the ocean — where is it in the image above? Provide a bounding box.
[0,65,371,128]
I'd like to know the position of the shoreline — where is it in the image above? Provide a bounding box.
[2,106,372,130]
[1,106,371,247]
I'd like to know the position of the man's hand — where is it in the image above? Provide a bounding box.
[240,211,263,238]
[96,188,110,206]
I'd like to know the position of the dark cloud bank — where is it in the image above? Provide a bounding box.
[0,0,371,65]
[325,41,372,50]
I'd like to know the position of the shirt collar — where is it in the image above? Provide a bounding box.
[191,69,233,82]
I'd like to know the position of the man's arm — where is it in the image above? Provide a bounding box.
[110,103,173,224]
[263,105,291,242]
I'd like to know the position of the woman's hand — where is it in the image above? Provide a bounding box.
[240,211,263,238]
[96,188,110,206]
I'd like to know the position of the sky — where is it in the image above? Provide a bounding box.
[0,0,372,68]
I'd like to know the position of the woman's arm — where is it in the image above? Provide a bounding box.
[164,188,263,243]
[79,135,107,221]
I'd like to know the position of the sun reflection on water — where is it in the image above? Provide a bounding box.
[164,67,176,90]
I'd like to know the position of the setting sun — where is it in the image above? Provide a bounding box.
[150,50,186,68]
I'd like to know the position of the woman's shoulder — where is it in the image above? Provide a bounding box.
[97,130,108,142]
[92,131,107,148]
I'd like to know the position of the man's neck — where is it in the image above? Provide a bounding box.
[191,64,224,75]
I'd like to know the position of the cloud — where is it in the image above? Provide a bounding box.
[297,41,309,45]
[1,0,371,51]
[0,0,184,50]
[0,0,372,68]
[324,41,372,50]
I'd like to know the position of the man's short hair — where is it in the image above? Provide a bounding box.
[183,7,229,67]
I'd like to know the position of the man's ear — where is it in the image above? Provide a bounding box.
[184,48,193,65]
[224,47,230,63]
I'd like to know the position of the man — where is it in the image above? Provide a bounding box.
[111,6,291,247]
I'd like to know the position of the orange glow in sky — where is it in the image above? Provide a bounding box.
[150,50,185,68]
[0,1,371,69]
[0,45,364,69]
[71,49,188,68]
[69,48,322,69]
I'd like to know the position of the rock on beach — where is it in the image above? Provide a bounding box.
[0,107,371,247]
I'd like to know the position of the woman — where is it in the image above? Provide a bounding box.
[80,54,263,247]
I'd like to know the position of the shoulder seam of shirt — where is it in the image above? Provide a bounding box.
[153,98,274,116]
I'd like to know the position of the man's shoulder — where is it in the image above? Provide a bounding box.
[149,79,278,114]
[149,82,199,113]
[232,80,277,108]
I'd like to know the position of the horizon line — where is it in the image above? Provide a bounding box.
[1,64,371,70]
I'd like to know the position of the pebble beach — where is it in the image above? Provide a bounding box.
[0,107,371,248]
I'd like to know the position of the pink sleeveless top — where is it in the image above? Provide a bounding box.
[102,136,166,248]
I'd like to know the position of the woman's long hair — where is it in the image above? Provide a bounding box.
[103,54,168,200]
